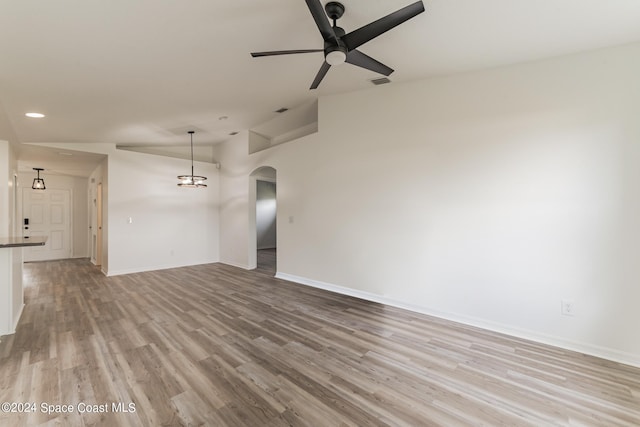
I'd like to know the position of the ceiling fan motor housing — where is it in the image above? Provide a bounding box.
[324,25,348,65]
[325,2,345,20]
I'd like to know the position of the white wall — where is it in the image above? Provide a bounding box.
[0,141,10,237]
[106,149,220,275]
[216,42,640,366]
[217,134,252,268]
[0,140,17,238]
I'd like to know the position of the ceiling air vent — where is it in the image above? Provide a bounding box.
[274,107,289,113]
[229,131,239,136]
[370,77,391,86]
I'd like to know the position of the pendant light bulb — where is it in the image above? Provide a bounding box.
[32,168,46,190]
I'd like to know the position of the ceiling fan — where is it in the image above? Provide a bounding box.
[251,0,425,89]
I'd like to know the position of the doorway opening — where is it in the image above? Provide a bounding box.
[22,187,73,261]
[248,166,277,274]
[12,174,18,236]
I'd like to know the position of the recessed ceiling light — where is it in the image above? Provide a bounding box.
[229,131,239,136]
[25,112,45,118]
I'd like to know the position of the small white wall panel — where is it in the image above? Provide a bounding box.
[50,230,63,250]
[50,205,64,224]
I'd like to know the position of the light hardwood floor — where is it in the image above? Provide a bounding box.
[0,259,639,426]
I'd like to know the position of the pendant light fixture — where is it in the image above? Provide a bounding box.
[32,168,46,190]
[177,131,207,188]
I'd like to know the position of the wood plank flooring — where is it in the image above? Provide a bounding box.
[0,259,639,426]
[256,248,276,275]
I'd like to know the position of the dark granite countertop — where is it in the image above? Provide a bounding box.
[0,236,48,248]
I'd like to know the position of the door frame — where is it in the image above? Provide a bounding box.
[90,181,104,267]
[248,166,277,271]
[96,182,103,266]
[22,187,74,261]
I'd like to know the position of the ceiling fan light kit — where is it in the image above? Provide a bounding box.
[325,48,347,66]
[251,0,425,89]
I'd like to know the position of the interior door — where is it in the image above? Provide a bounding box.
[22,188,72,261]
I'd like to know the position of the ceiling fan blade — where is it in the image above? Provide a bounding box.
[251,49,323,57]
[345,50,394,76]
[305,0,338,43]
[341,1,425,51]
[310,61,331,90]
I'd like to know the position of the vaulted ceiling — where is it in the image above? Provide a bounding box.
[2,0,640,173]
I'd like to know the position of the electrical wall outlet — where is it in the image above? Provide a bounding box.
[561,300,575,316]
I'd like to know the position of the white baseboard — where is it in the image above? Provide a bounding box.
[275,272,640,368]
[219,260,251,270]
[108,259,253,276]
[107,260,218,277]
[1,303,25,336]
[11,303,24,335]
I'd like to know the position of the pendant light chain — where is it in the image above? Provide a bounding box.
[190,131,195,178]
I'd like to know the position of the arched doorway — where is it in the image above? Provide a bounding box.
[248,166,277,273]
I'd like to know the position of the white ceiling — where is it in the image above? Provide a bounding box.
[2,0,640,173]
[14,145,107,178]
